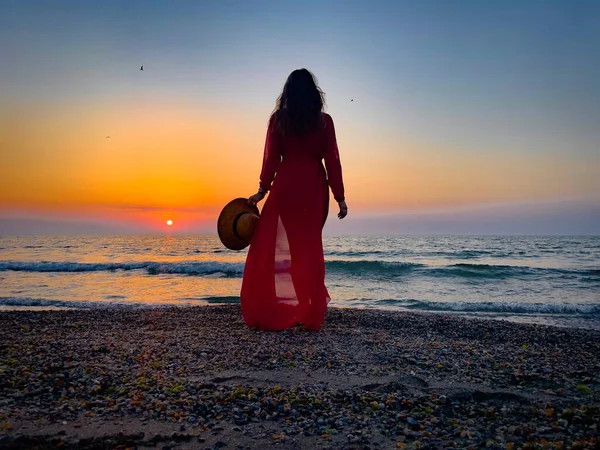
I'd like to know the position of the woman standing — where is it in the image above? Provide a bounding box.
[241,68,347,331]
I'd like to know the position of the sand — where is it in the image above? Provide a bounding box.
[1,305,599,449]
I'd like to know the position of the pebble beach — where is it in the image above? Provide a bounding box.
[1,306,599,449]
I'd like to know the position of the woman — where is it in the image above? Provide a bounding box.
[241,68,348,331]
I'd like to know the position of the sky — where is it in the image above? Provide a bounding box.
[1,0,599,235]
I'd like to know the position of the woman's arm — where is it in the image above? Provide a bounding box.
[323,114,347,219]
[323,114,346,203]
[259,116,281,192]
[248,117,281,206]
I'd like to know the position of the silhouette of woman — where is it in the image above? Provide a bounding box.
[241,69,347,331]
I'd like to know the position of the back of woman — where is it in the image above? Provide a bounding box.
[242,69,348,331]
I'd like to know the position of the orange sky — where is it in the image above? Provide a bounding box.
[1,96,598,234]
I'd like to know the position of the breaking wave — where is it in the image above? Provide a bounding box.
[372,298,600,315]
[1,259,598,281]
[0,260,245,277]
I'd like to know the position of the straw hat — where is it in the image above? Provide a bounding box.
[217,198,260,250]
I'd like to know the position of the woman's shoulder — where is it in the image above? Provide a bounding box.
[321,112,334,126]
[267,113,280,133]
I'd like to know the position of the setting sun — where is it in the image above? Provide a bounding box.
[166,220,173,226]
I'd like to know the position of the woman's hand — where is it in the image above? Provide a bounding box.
[247,192,266,206]
[338,200,348,219]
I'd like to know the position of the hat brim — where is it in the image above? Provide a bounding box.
[217,198,260,250]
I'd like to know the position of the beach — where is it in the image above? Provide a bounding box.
[1,306,599,449]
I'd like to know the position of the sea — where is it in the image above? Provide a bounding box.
[0,235,598,329]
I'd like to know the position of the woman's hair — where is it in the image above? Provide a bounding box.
[271,68,326,136]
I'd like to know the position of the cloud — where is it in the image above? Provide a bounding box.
[323,198,600,236]
[2,198,597,236]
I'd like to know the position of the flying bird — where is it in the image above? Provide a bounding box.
[140,65,143,71]
[351,99,354,102]
[105,136,111,139]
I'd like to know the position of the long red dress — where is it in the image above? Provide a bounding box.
[240,113,345,331]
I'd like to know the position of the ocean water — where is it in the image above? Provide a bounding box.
[0,236,598,329]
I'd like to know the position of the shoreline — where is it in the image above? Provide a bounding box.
[1,301,599,332]
[1,306,599,449]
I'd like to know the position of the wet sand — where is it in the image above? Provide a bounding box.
[1,306,599,449]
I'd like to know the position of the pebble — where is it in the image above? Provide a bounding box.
[407,417,420,430]
[0,306,599,448]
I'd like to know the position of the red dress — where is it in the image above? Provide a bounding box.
[240,113,345,331]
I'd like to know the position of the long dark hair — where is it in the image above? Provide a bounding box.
[271,68,326,136]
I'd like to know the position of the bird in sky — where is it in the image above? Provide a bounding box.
[351,99,354,102]
[140,65,143,71]
[105,136,111,139]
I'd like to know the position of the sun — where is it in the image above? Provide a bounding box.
[166,219,173,226]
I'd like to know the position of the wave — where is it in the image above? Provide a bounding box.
[326,260,424,275]
[0,296,240,309]
[326,250,393,257]
[3,296,597,317]
[1,259,597,282]
[426,249,496,258]
[0,296,169,309]
[427,263,600,280]
[326,249,497,259]
[0,259,424,278]
[428,263,538,279]
[326,260,598,281]
[176,296,240,304]
[200,296,240,304]
[0,261,244,277]
[371,298,600,316]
